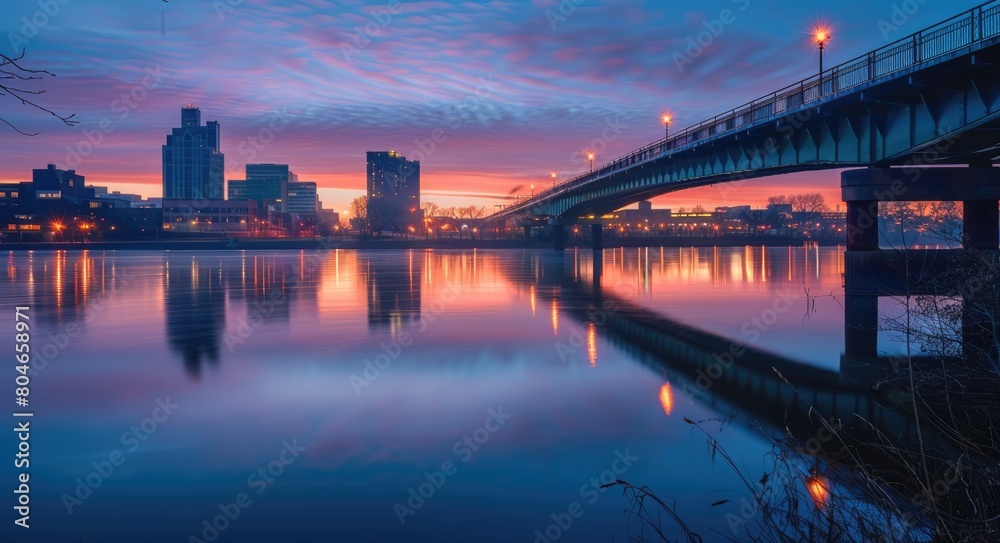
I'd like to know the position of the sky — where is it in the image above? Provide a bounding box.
[0,0,986,213]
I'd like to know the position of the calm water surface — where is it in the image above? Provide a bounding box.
[2,247,853,542]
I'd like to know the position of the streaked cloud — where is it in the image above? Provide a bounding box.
[0,0,981,210]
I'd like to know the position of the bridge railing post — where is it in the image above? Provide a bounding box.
[972,8,978,42]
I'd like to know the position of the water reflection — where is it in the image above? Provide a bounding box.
[521,248,999,539]
[5,246,995,541]
[4,250,115,326]
[658,382,673,416]
[359,252,422,331]
[165,257,224,377]
[5,246,908,384]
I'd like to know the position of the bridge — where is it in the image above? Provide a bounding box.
[489,1,1000,247]
[503,249,1000,534]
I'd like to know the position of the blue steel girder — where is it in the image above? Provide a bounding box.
[540,50,1000,219]
[491,2,1000,222]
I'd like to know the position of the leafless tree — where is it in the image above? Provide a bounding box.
[420,201,439,220]
[789,193,830,214]
[366,197,401,241]
[1,49,77,135]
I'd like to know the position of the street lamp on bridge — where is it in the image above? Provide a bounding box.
[551,171,556,188]
[662,114,671,140]
[814,27,830,77]
[587,152,595,173]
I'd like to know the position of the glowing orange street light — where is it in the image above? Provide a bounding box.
[550,171,557,188]
[814,27,831,76]
[662,114,671,140]
[587,152,595,172]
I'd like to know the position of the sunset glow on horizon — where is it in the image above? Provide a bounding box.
[0,0,967,212]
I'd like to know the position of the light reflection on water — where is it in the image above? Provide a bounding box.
[2,247,854,542]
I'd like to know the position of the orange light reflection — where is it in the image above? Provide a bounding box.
[806,475,829,509]
[659,383,673,415]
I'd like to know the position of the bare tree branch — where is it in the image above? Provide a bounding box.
[1,49,78,136]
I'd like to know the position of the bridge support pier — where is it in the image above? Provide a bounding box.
[593,252,602,288]
[592,224,603,251]
[846,199,878,251]
[844,294,878,359]
[842,166,1000,371]
[963,199,999,249]
[523,225,531,240]
[553,225,565,251]
[843,166,1000,253]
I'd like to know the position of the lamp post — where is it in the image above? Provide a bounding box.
[531,184,534,198]
[815,28,830,78]
[587,152,594,173]
[551,171,556,189]
[662,114,671,140]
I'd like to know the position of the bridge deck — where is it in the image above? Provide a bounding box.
[493,0,1000,223]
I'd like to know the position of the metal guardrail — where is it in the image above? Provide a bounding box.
[497,0,1000,218]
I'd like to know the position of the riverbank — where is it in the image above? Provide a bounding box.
[0,235,841,251]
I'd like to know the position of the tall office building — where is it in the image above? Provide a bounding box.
[366,151,420,229]
[162,105,224,199]
[228,164,295,215]
[227,180,247,201]
[287,181,318,216]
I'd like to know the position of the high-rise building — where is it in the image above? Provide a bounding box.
[162,105,224,199]
[287,181,317,216]
[227,180,247,201]
[366,151,420,229]
[229,164,295,215]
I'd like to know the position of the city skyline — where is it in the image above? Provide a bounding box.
[0,0,975,214]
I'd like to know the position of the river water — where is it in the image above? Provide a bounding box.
[2,246,862,542]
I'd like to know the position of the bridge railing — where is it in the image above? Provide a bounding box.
[496,0,1000,218]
